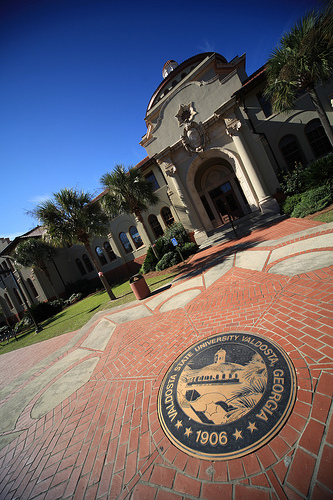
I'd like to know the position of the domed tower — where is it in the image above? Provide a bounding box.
[162,60,178,79]
[214,349,226,364]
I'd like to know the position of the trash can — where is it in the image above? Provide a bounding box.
[129,274,150,300]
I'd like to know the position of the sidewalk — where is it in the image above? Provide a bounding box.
[0,215,332,499]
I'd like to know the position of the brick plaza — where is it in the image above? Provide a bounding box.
[0,217,332,499]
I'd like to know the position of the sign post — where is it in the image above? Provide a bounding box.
[171,238,185,263]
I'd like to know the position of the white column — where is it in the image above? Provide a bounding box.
[225,118,279,214]
[160,159,208,245]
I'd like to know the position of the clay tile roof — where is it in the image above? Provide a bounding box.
[233,65,267,96]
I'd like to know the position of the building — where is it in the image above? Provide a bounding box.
[1,51,332,324]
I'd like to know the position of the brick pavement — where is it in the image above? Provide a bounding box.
[0,217,332,500]
[0,331,78,392]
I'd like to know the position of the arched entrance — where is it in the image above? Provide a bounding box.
[194,158,250,229]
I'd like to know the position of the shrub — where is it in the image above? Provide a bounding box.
[0,326,10,340]
[49,299,64,311]
[65,293,83,306]
[65,279,92,298]
[278,162,305,195]
[302,153,333,190]
[140,246,158,274]
[291,185,332,218]
[164,223,190,246]
[153,237,170,259]
[281,194,302,215]
[140,223,193,274]
[179,242,198,259]
[29,302,57,322]
[16,316,33,333]
[155,251,180,272]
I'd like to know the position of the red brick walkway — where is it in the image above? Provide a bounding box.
[0,218,332,499]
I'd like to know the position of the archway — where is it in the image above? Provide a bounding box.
[187,149,255,231]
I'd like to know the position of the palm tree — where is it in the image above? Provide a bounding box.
[14,238,60,300]
[100,164,159,246]
[264,3,333,147]
[31,188,116,301]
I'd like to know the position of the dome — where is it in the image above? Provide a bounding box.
[162,60,178,79]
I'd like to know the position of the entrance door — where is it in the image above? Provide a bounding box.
[209,182,243,225]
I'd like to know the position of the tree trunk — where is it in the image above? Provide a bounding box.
[308,87,333,148]
[84,243,116,301]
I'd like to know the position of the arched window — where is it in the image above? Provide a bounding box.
[27,278,38,297]
[305,119,332,159]
[129,226,143,249]
[76,258,86,276]
[13,288,23,305]
[119,233,133,254]
[161,206,174,227]
[148,215,163,239]
[4,293,13,310]
[82,254,94,272]
[279,135,304,169]
[95,246,107,266]
[104,242,116,261]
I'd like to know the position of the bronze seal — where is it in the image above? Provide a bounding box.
[158,333,297,460]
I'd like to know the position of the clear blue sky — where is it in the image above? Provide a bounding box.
[0,0,319,239]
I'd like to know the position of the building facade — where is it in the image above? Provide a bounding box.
[1,51,332,323]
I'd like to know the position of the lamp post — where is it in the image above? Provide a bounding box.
[0,269,42,333]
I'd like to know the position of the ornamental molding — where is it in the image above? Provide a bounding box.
[145,77,218,135]
[175,102,197,126]
[157,157,177,176]
[181,121,207,155]
[224,117,242,137]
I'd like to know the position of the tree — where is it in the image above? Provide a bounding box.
[31,188,116,301]
[264,3,333,147]
[100,164,159,246]
[14,238,60,300]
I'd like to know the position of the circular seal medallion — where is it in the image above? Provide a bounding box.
[157,333,297,460]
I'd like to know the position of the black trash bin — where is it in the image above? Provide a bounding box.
[129,274,150,300]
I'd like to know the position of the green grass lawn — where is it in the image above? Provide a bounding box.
[313,208,333,223]
[0,273,176,355]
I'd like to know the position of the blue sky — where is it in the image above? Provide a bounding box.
[0,0,319,239]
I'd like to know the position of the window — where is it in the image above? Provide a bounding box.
[82,254,94,272]
[148,214,164,238]
[119,232,133,254]
[4,293,13,310]
[279,135,304,169]
[95,246,107,266]
[161,206,174,227]
[305,119,332,159]
[104,242,116,261]
[144,171,160,191]
[76,258,86,276]
[129,226,143,249]
[27,278,38,297]
[13,288,23,305]
[257,91,272,118]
